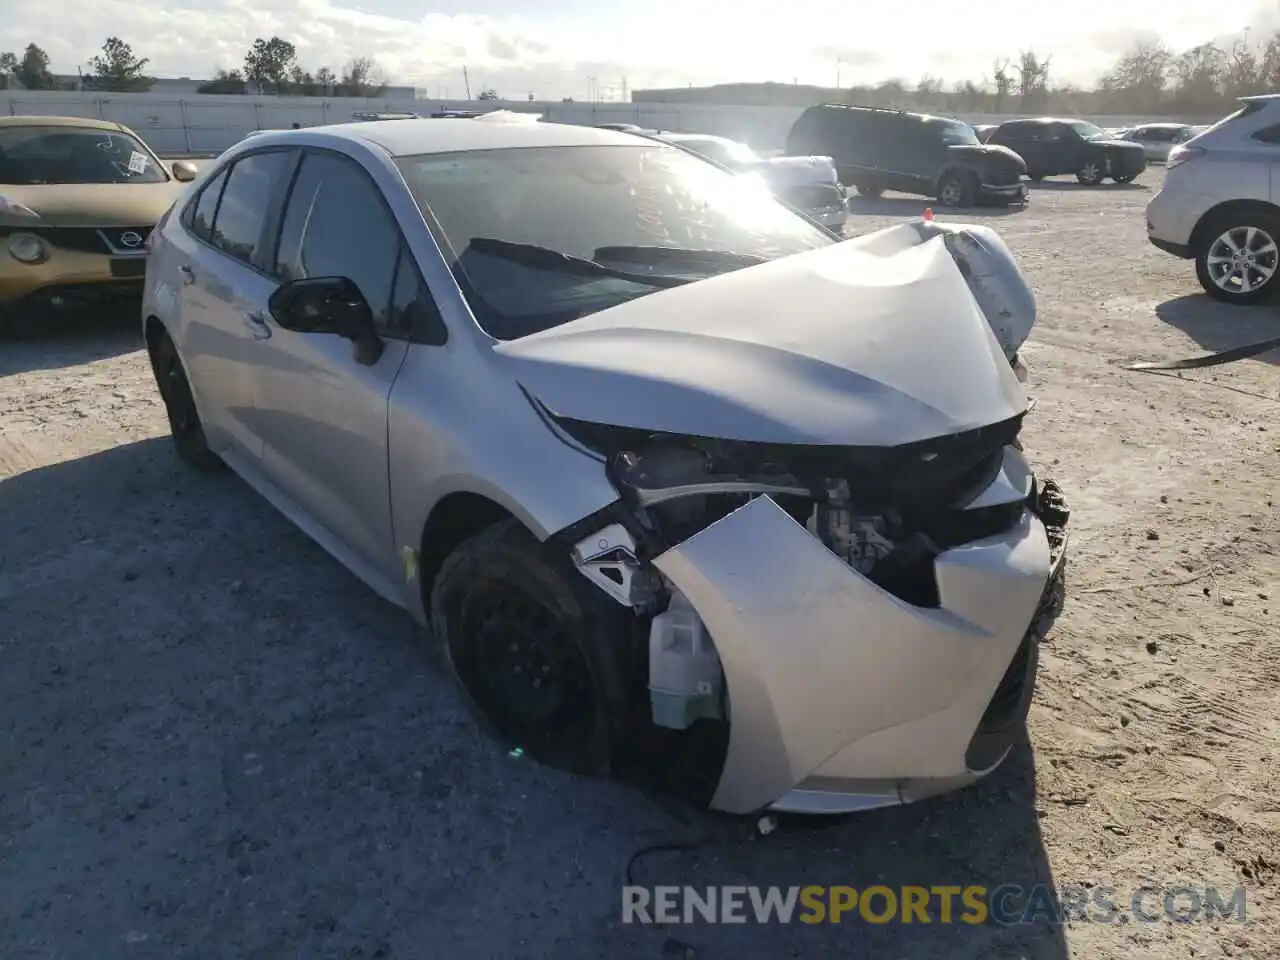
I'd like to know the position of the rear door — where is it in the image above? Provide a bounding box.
[1045,123,1084,173]
[249,148,447,585]
[172,149,297,465]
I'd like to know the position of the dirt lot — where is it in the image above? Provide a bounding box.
[1,168,1277,959]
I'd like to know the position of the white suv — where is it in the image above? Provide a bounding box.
[1146,94,1280,305]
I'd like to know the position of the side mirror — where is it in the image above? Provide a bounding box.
[268,276,384,365]
[171,160,199,182]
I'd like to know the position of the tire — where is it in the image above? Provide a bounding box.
[0,305,44,340]
[1195,213,1280,305]
[936,172,976,208]
[430,518,633,776]
[149,330,223,470]
[854,181,882,199]
[1076,160,1105,185]
[1113,174,1136,184]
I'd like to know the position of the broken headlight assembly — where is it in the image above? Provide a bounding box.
[557,413,1031,612]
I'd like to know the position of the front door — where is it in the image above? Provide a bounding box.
[248,149,416,585]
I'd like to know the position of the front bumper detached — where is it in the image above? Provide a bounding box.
[651,481,1068,816]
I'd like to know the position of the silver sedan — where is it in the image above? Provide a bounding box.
[142,119,1068,815]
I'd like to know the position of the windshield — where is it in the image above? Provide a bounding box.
[397,144,833,340]
[1066,121,1107,141]
[0,126,168,185]
[934,121,980,146]
[670,137,763,170]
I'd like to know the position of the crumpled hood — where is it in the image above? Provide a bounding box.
[493,234,1029,446]
[0,182,186,227]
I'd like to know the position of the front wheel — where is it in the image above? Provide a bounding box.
[150,331,222,471]
[1195,216,1280,305]
[1076,161,1105,185]
[430,519,632,776]
[854,181,883,199]
[936,173,976,208]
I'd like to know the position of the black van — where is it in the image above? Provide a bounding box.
[786,104,1028,207]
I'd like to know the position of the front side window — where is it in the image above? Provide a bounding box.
[396,143,833,341]
[933,121,980,147]
[274,151,399,329]
[210,150,295,265]
[0,126,168,185]
[1065,121,1106,141]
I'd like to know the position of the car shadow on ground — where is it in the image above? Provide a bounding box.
[0,309,143,376]
[1155,294,1280,366]
[1026,180,1149,192]
[846,195,1026,218]
[0,437,1067,959]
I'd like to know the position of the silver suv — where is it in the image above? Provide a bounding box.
[1146,95,1280,304]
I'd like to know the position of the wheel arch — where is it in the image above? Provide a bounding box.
[935,164,979,189]
[416,490,520,606]
[144,314,167,358]
[1189,199,1280,255]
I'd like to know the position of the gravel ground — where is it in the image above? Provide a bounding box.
[1,168,1278,960]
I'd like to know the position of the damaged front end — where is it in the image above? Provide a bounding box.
[502,220,1066,815]
[556,415,1068,816]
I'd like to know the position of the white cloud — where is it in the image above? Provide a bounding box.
[0,0,1270,99]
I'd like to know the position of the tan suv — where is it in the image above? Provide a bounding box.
[1146,95,1280,304]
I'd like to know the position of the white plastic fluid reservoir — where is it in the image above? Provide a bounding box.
[648,590,724,730]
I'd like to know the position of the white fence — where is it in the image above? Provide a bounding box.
[0,90,1210,155]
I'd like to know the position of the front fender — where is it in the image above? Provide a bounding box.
[387,345,621,622]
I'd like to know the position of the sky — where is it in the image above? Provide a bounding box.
[2,0,1278,100]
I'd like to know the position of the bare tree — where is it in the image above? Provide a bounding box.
[988,59,1013,112]
[1262,32,1280,90]
[1222,38,1262,98]
[1015,51,1051,111]
[341,57,386,97]
[915,74,943,109]
[1172,42,1226,111]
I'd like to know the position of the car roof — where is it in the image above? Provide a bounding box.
[659,132,734,144]
[0,114,126,132]
[266,118,649,158]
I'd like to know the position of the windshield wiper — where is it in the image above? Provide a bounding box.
[592,245,768,269]
[466,237,690,288]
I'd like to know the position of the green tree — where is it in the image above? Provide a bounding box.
[243,36,297,94]
[197,68,248,94]
[315,66,336,95]
[88,37,152,92]
[15,43,55,90]
[477,87,499,100]
[1098,39,1171,113]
